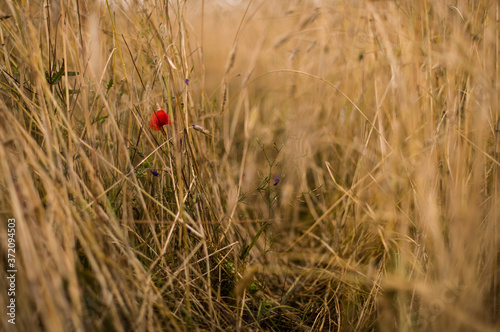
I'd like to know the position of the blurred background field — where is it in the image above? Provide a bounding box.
[0,0,499,331]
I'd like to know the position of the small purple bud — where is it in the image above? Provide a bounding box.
[184,78,190,85]
[151,169,159,177]
[273,177,280,186]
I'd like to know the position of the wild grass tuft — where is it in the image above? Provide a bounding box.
[0,0,499,331]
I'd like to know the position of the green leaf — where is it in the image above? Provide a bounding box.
[106,78,114,92]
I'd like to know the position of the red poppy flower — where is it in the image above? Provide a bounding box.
[149,110,172,131]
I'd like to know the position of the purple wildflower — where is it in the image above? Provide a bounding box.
[150,169,159,177]
[273,177,281,186]
[184,78,190,85]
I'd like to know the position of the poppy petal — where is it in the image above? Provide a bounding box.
[149,110,171,131]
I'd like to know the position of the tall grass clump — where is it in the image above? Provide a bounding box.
[0,0,499,331]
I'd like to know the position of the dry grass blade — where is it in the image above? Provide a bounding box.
[0,1,499,331]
